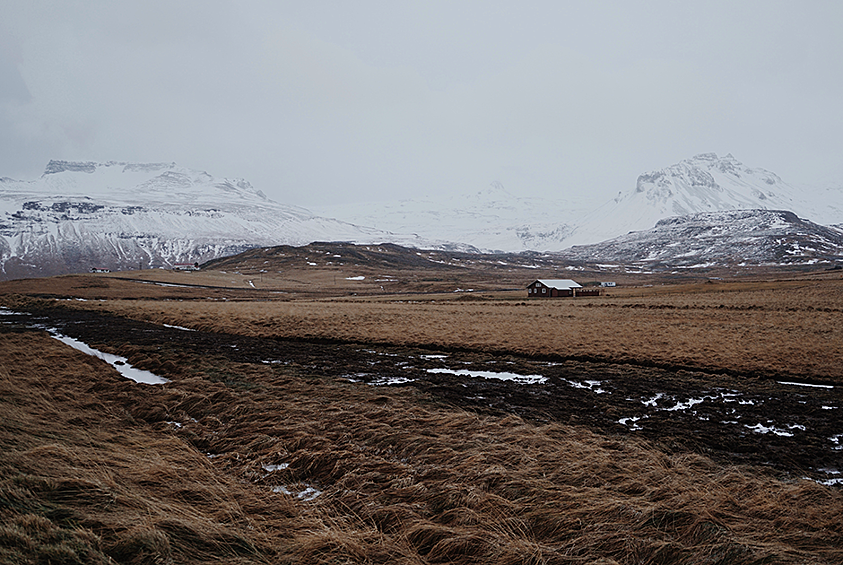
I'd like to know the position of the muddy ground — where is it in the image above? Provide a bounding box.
[3,304,841,485]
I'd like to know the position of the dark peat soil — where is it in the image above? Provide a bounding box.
[3,305,841,484]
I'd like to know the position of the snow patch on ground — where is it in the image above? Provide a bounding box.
[618,416,646,430]
[271,485,322,501]
[48,331,168,385]
[563,379,609,394]
[778,381,834,389]
[163,323,196,331]
[744,423,796,437]
[371,376,415,386]
[426,368,547,385]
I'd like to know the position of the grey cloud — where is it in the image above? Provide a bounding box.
[1,0,841,206]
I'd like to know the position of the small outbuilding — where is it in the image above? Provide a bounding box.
[527,279,583,298]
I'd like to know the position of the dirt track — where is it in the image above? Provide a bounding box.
[4,304,841,484]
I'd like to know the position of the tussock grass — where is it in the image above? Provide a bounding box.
[2,296,843,563]
[0,333,289,564]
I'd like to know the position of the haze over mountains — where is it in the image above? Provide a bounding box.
[314,153,842,250]
[0,154,841,279]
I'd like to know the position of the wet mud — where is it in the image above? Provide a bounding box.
[3,305,841,484]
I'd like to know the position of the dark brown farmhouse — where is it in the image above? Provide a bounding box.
[527,279,584,298]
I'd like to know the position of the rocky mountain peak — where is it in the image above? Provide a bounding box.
[43,160,100,175]
[42,160,179,177]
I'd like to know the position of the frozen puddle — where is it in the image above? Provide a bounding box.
[49,331,168,385]
[426,368,547,385]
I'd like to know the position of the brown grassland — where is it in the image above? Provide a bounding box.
[21,271,843,382]
[1,253,843,564]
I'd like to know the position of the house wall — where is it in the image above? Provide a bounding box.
[527,284,550,297]
[527,283,574,298]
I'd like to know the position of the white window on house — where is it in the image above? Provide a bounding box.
[542,288,546,293]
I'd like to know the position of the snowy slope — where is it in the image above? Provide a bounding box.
[558,209,843,270]
[2,155,840,279]
[311,182,590,253]
[0,161,457,279]
[312,154,840,252]
[565,153,836,247]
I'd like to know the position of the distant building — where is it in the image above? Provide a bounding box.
[600,282,616,287]
[173,262,200,271]
[527,279,584,298]
[90,267,110,273]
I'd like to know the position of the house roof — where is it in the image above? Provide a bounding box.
[529,279,582,290]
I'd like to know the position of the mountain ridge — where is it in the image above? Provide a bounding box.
[1,154,841,280]
[0,161,467,280]
[313,153,840,251]
[557,209,843,271]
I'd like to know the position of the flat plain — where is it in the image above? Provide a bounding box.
[1,245,842,564]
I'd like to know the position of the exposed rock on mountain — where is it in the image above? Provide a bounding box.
[557,210,843,270]
[0,161,450,280]
[1,155,840,279]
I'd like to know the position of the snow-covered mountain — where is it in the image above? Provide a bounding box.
[314,153,840,252]
[564,153,837,247]
[311,181,590,253]
[557,209,843,270]
[0,161,461,280]
[2,155,840,280]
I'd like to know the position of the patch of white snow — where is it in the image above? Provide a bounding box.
[426,368,546,384]
[48,331,168,384]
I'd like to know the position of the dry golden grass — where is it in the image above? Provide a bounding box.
[2,331,842,564]
[3,266,843,563]
[51,276,843,381]
[0,332,301,565]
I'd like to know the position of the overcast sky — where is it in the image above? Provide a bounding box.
[1,1,841,207]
